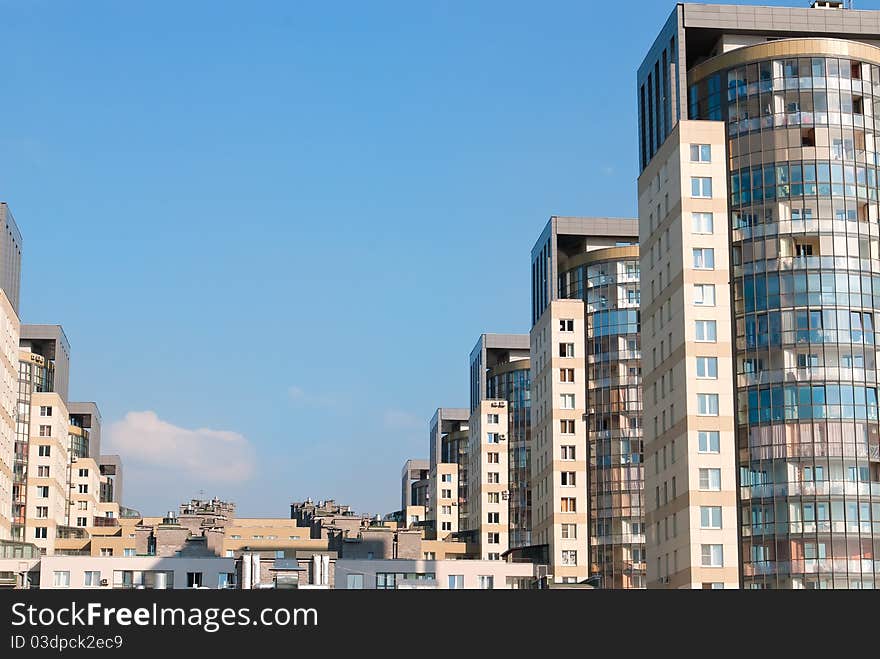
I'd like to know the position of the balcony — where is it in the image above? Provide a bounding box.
[92,517,119,528]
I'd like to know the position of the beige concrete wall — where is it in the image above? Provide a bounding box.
[25,393,70,555]
[430,463,459,539]
[467,399,510,559]
[531,299,589,583]
[0,291,18,541]
[639,120,739,589]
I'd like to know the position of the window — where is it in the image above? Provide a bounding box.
[701,544,724,567]
[84,571,101,587]
[487,532,500,545]
[441,505,452,515]
[53,571,70,587]
[561,445,576,460]
[487,512,499,524]
[37,466,49,477]
[123,548,136,557]
[702,582,725,590]
[224,550,234,558]
[448,575,464,589]
[100,548,113,557]
[695,320,717,342]
[478,575,494,590]
[37,486,49,498]
[691,176,712,197]
[698,431,721,453]
[561,550,578,566]
[487,553,500,561]
[486,432,499,444]
[39,406,52,417]
[487,492,500,504]
[559,319,574,332]
[35,527,47,539]
[39,425,51,437]
[697,393,719,416]
[561,497,577,512]
[693,284,716,306]
[441,522,452,531]
[487,472,500,484]
[186,572,203,588]
[700,506,722,529]
[560,420,575,434]
[77,517,88,527]
[560,394,575,409]
[78,484,88,494]
[441,474,452,483]
[692,212,714,234]
[696,357,718,379]
[38,445,50,457]
[78,468,88,478]
[561,471,576,486]
[559,343,574,358]
[346,574,364,589]
[486,414,499,424]
[693,248,715,270]
[561,523,577,539]
[441,489,452,498]
[487,452,499,464]
[36,506,48,518]
[699,468,721,491]
[690,144,711,162]
[560,368,575,383]
[78,501,88,510]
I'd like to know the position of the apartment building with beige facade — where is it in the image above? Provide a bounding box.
[0,291,19,542]
[639,1,880,588]
[427,408,469,538]
[638,120,739,589]
[466,398,510,559]
[529,216,644,586]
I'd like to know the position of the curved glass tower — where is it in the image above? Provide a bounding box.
[689,41,880,588]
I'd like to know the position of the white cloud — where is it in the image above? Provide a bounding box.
[104,411,256,484]
[383,409,424,431]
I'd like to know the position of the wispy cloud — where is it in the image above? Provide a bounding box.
[104,411,256,484]
[382,409,424,431]
[288,385,335,407]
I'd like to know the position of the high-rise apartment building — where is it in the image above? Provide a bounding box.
[427,408,469,539]
[0,204,22,542]
[468,334,532,553]
[530,216,643,586]
[639,1,880,588]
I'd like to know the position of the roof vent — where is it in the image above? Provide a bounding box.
[810,1,846,9]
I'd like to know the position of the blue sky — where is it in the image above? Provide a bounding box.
[0,0,860,517]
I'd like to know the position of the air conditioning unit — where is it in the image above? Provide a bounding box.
[498,435,506,441]
[100,579,108,586]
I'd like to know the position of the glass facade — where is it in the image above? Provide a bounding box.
[11,358,54,542]
[559,256,645,589]
[487,364,532,549]
[691,53,880,588]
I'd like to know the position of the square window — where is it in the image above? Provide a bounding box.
[559,319,574,332]
[694,284,716,306]
[696,357,718,379]
[693,248,715,270]
[690,144,711,162]
[701,544,724,567]
[695,320,717,342]
[691,176,713,198]
[699,468,722,491]
[697,393,719,416]
[698,431,720,453]
[692,212,714,234]
[700,506,723,529]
